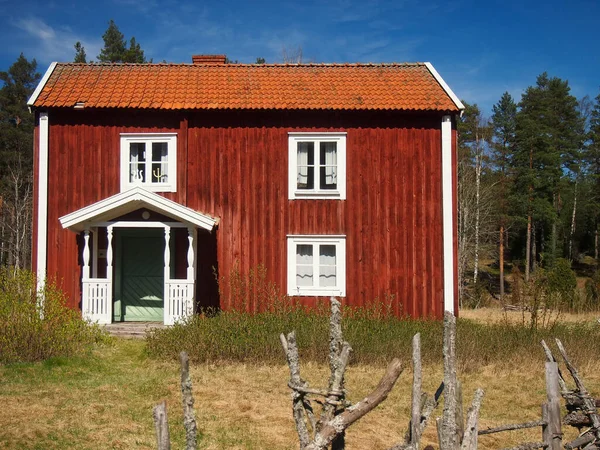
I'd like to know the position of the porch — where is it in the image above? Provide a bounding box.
[59,187,218,326]
[81,221,198,326]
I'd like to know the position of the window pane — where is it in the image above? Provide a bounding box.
[320,142,337,190]
[296,244,313,287]
[151,143,169,183]
[296,245,313,264]
[129,143,146,183]
[319,245,337,287]
[297,142,314,189]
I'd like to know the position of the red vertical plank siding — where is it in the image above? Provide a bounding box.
[42,108,448,318]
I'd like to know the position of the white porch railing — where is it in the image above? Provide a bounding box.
[165,280,195,325]
[82,278,112,324]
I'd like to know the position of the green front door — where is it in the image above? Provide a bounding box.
[115,230,164,322]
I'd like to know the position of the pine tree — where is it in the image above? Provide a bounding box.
[490,92,517,298]
[73,42,87,63]
[97,20,126,62]
[587,92,600,260]
[515,73,584,277]
[123,37,147,63]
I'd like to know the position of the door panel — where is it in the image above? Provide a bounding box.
[121,235,164,321]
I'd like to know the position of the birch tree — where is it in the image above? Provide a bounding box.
[0,54,39,269]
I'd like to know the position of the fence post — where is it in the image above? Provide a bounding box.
[153,400,171,450]
[544,362,562,450]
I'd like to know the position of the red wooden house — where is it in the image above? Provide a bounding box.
[28,55,463,325]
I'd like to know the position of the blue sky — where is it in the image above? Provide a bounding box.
[0,0,598,114]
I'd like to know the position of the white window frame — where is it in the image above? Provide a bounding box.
[288,132,346,200]
[120,133,177,193]
[287,235,346,297]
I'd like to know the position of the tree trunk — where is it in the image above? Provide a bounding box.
[568,179,578,261]
[525,147,533,282]
[595,224,598,262]
[532,225,537,273]
[499,225,505,299]
[525,215,532,282]
[473,153,481,284]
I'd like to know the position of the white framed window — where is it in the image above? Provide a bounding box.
[288,132,346,199]
[120,133,177,192]
[287,235,346,296]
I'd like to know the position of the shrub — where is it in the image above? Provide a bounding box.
[0,267,109,364]
[585,270,600,307]
[546,258,577,309]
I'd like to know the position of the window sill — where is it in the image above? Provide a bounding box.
[291,191,343,200]
[288,289,346,297]
[122,183,177,193]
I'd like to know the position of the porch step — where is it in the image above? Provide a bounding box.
[103,322,166,339]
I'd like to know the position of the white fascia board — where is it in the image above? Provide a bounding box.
[424,62,465,112]
[59,187,217,232]
[28,62,57,108]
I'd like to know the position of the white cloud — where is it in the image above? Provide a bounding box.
[13,16,102,64]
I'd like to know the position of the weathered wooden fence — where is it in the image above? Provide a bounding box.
[152,301,600,449]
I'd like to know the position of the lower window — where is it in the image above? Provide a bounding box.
[287,236,346,296]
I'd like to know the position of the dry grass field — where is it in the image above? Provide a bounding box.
[2,309,600,449]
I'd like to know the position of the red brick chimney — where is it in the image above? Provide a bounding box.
[192,55,227,64]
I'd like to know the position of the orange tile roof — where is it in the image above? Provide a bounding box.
[32,63,460,112]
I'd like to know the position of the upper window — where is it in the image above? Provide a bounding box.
[120,133,177,192]
[288,133,346,199]
[287,235,346,297]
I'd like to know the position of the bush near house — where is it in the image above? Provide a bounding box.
[145,303,600,371]
[0,268,109,364]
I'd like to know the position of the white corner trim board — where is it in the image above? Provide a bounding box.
[37,112,49,289]
[27,63,57,108]
[441,115,455,315]
[424,63,465,112]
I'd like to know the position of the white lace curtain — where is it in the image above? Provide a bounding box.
[322,142,337,186]
[130,143,144,182]
[297,143,310,187]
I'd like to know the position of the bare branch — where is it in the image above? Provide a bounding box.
[309,359,404,450]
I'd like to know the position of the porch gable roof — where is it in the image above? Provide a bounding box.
[59,187,217,232]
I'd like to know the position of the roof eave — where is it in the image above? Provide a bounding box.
[424,62,465,112]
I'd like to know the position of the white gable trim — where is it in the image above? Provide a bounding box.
[59,187,217,232]
[28,62,57,108]
[424,62,465,112]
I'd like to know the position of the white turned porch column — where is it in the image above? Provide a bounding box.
[107,226,114,283]
[164,226,171,282]
[82,229,91,281]
[187,227,196,282]
[92,227,98,278]
[164,226,171,324]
